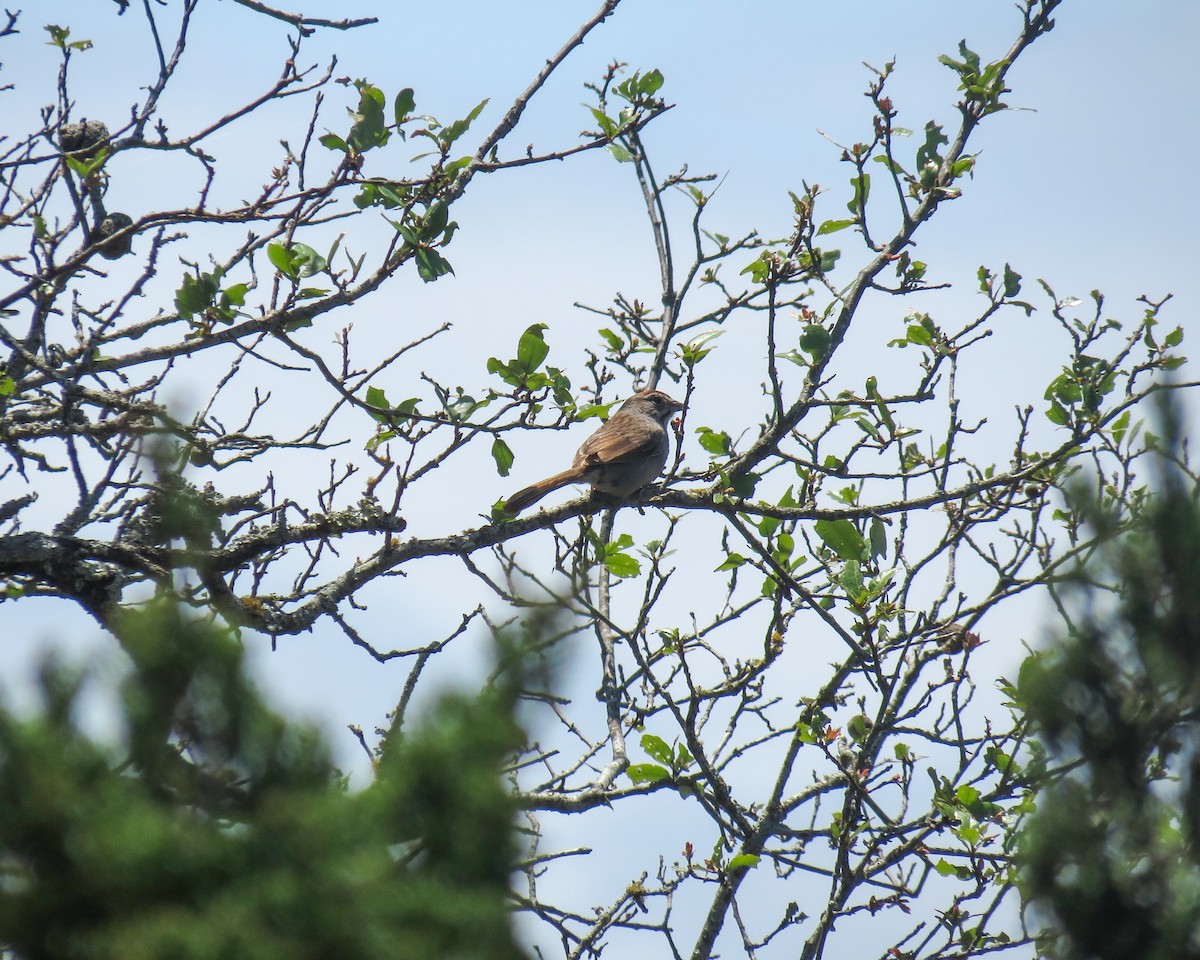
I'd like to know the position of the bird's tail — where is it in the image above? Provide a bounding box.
[503,469,582,514]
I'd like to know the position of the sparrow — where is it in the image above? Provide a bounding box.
[504,389,684,514]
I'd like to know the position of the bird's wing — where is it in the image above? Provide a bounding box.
[574,427,661,469]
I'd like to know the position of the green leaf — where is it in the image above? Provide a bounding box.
[949,156,976,179]
[867,377,896,438]
[0,375,15,397]
[490,438,514,477]
[44,24,92,51]
[516,324,550,374]
[932,858,973,881]
[365,429,395,453]
[873,153,910,175]
[724,472,758,499]
[757,515,781,537]
[916,121,948,171]
[956,784,981,807]
[606,143,634,163]
[175,271,221,319]
[598,328,624,352]
[379,184,410,207]
[847,172,870,215]
[390,217,420,246]
[414,247,454,282]
[955,823,982,846]
[356,182,410,210]
[419,202,451,242]
[443,393,478,422]
[727,854,760,872]
[65,147,109,179]
[319,133,348,153]
[831,484,860,506]
[347,81,390,154]
[1002,263,1022,299]
[544,365,574,407]
[840,558,863,599]
[289,243,327,278]
[985,746,1018,776]
[589,107,618,138]
[1045,399,1069,426]
[904,324,933,346]
[444,155,473,178]
[869,518,887,559]
[870,567,896,597]
[1111,410,1131,446]
[715,553,747,572]
[899,313,939,348]
[613,69,666,105]
[441,98,489,148]
[267,242,298,280]
[348,82,388,156]
[394,87,416,124]
[817,219,855,236]
[696,426,732,457]
[604,551,641,578]
[799,324,830,360]
[222,283,249,307]
[487,358,515,387]
[638,68,665,96]
[814,519,866,562]
[364,385,391,422]
[680,329,724,366]
[626,763,669,785]
[576,401,615,421]
[741,251,779,284]
[640,734,672,766]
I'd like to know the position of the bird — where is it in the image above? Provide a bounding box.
[503,389,685,514]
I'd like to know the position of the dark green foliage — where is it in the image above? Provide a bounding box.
[0,596,526,960]
[1018,405,1200,960]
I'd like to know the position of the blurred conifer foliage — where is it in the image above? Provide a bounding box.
[1019,402,1200,959]
[0,505,533,959]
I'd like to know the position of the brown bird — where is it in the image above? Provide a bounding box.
[504,389,684,514]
